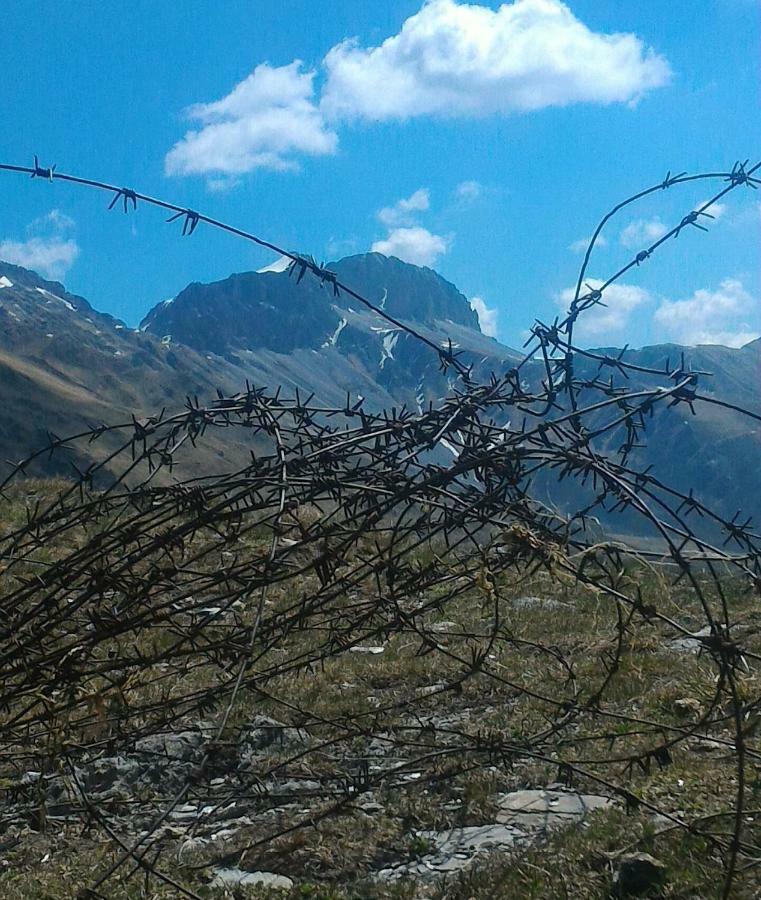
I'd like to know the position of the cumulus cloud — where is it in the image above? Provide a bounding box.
[653,278,759,348]
[321,0,671,121]
[373,188,450,266]
[167,2,671,179]
[569,233,608,253]
[377,188,431,226]
[471,296,499,336]
[165,62,338,176]
[557,279,651,342]
[619,217,668,249]
[371,226,451,267]
[0,209,80,280]
[455,180,483,202]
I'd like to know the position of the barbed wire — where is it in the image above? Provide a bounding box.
[0,158,760,898]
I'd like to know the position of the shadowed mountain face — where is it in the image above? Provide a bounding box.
[1,253,759,526]
[140,253,516,407]
[139,253,479,356]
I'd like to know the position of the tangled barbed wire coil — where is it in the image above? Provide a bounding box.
[0,158,760,898]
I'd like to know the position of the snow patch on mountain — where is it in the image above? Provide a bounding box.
[379,331,400,369]
[323,317,348,348]
[257,254,293,275]
[35,287,76,311]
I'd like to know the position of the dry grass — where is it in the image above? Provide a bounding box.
[1,483,760,898]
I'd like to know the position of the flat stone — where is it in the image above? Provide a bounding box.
[496,788,613,830]
[511,596,565,610]
[377,824,526,881]
[239,715,310,760]
[430,621,459,633]
[134,730,206,761]
[669,626,711,653]
[417,682,448,697]
[364,734,396,757]
[377,788,614,882]
[211,868,293,890]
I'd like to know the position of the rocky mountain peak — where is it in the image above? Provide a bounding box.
[330,253,479,329]
[139,252,480,358]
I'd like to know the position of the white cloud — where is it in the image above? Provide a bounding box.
[696,198,727,220]
[29,209,76,233]
[378,188,431,226]
[206,176,242,193]
[373,188,450,266]
[321,0,671,121]
[165,62,338,176]
[0,209,80,280]
[167,2,670,178]
[0,237,79,281]
[619,217,668,249]
[653,278,759,348]
[455,180,483,202]
[326,235,359,258]
[471,296,499,336]
[557,279,651,342]
[570,233,608,253]
[371,226,451,266]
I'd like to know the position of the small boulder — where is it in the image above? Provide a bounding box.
[134,730,206,761]
[239,715,310,762]
[612,852,667,896]
[211,868,293,890]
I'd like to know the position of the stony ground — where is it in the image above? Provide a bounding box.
[1,484,761,898]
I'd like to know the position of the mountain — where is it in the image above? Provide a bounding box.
[140,253,516,409]
[0,253,513,482]
[0,261,255,480]
[139,253,761,527]
[549,341,761,531]
[1,253,759,528]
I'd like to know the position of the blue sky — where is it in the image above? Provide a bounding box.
[0,0,759,349]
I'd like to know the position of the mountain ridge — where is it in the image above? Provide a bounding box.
[1,253,759,522]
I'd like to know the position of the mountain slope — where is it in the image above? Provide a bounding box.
[140,252,517,409]
[0,261,261,479]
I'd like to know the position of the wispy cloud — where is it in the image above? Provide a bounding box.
[165,61,338,176]
[471,295,499,336]
[455,180,483,203]
[653,278,758,347]
[619,217,668,248]
[569,233,608,254]
[372,226,450,267]
[29,209,76,234]
[0,209,80,280]
[696,198,727,220]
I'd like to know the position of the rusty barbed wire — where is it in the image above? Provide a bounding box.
[0,159,760,897]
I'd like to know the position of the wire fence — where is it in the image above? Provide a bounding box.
[0,158,760,898]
